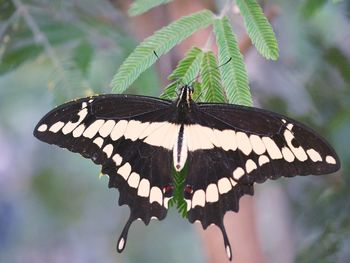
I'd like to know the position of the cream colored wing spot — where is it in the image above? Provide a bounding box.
[262,136,283,159]
[258,155,270,166]
[137,178,150,198]
[233,167,245,180]
[111,120,128,141]
[220,129,237,151]
[192,189,205,208]
[306,149,322,162]
[117,162,131,180]
[139,122,165,139]
[103,144,113,158]
[250,134,266,155]
[124,120,150,141]
[164,197,172,209]
[206,184,219,203]
[93,137,104,148]
[49,121,65,133]
[161,123,181,150]
[245,159,257,173]
[99,120,116,138]
[282,147,295,162]
[218,177,232,194]
[72,124,85,138]
[236,132,252,155]
[186,124,214,151]
[83,120,105,139]
[37,124,48,132]
[127,172,140,188]
[62,108,88,135]
[230,178,237,187]
[186,199,192,211]
[186,125,200,151]
[283,130,308,161]
[326,155,336,164]
[149,187,163,205]
[112,154,123,166]
[143,122,179,150]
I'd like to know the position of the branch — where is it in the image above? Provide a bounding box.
[12,0,70,91]
[0,9,19,40]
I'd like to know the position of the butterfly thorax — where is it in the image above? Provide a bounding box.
[175,85,196,124]
[176,85,193,108]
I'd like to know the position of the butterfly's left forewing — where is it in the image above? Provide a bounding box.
[34,94,176,252]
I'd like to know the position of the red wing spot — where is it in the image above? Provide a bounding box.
[163,184,174,197]
[183,184,193,199]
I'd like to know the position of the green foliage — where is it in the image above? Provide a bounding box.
[201,51,226,103]
[0,0,15,20]
[111,10,214,94]
[31,168,85,222]
[128,0,172,16]
[236,0,279,60]
[323,47,350,86]
[0,21,83,75]
[0,44,42,74]
[168,165,188,218]
[161,47,204,99]
[300,0,328,18]
[72,40,94,76]
[213,17,252,106]
[168,47,204,83]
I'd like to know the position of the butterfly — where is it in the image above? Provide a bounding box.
[34,85,340,260]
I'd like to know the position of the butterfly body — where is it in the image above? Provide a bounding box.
[34,86,340,260]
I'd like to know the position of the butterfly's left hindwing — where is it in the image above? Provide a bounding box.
[34,94,175,252]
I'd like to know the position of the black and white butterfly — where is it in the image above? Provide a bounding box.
[34,85,340,260]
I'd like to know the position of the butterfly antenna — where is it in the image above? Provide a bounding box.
[218,57,232,69]
[153,50,159,59]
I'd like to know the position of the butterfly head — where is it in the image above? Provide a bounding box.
[177,85,193,107]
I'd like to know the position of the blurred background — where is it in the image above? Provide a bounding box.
[0,0,349,262]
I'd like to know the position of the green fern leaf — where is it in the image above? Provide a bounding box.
[161,47,204,99]
[111,10,214,94]
[128,0,172,16]
[213,17,252,106]
[168,47,204,82]
[168,165,188,218]
[235,0,279,60]
[160,81,179,100]
[201,51,226,103]
[191,81,203,101]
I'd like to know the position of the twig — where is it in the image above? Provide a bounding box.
[0,9,19,39]
[203,0,233,51]
[12,0,71,92]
